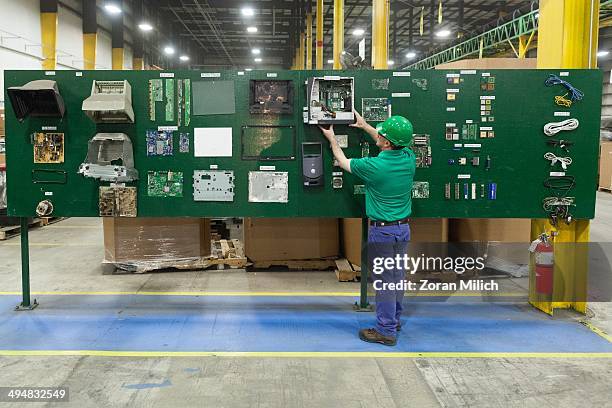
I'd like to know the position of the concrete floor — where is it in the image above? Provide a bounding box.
[0,193,611,407]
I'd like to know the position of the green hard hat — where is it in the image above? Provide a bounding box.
[375,115,413,147]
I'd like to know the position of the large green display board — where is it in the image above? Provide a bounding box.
[4,69,602,219]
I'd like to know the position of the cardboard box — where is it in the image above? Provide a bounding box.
[342,218,449,267]
[0,109,4,136]
[449,219,530,243]
[103,217,210,266]
[244,218,339,261]
[599,141,612,190]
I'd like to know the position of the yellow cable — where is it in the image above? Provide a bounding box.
[554,93,572,108]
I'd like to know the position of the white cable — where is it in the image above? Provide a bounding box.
[544,152,573,170]
[543,118,579,136]
[542,197,575,212]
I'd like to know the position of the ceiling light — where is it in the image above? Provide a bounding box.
[435,29,451,38]
[245,68,253,71]
[352,28,365,36]
[327,59,334,64]
[252,48,261,55]
[138,23,153,32]
[254,57,262,62]
[163,46,175,55]
[406,51,416,59]
[387,60,395,66]
[179,55,190,61]
[104,3,122,15]
[242,7,255,16]
[247,26,258,33]
[598,50,609,57]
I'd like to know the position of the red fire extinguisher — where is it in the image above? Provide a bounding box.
[529,233,554,295]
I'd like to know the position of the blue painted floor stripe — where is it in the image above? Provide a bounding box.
[0,295,610,353]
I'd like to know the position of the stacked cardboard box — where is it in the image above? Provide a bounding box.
[103,217,211,272]
[599,141,612,191]
[244,218,339,262]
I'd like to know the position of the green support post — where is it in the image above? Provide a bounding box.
[16,217,37,311]
[355,216,372,311]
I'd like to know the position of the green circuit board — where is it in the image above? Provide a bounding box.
[147,171,183,197]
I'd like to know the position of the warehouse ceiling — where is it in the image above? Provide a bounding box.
[154,0,538,69]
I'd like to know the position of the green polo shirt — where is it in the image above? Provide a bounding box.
[350,148,416,221]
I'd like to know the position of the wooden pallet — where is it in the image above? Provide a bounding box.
[39,216,66,226]
[598,186,611,193]
[250,258,336,270]
[335,258,361,282]
[211,239,248,270]
[0,218,44,240]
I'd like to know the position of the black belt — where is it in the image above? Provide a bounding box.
[369,217,410,227]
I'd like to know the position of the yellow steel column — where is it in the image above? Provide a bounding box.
[83,34,97,69]
[40,11,58,70]
[371,0,389,69]
[133,57,144,70]
[531,0,599,315]
[333,0,344,69]
[299,32,306,69]
[112,48,124,70]
[306,13,313,69]
[316,0,324,69]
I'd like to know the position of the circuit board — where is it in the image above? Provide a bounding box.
[179,132,190,153]
[146,130,174,156]
[148,79,163,121]
[410,134,432,168]
[412,181,430,199]
[361,98,391,122]
[147,171,183,197]
[99,186,137,216]
[165,78,174,122]
[33,132,64,163]
[320,80,352,112]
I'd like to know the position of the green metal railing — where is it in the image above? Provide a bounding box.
[405,0,612,70]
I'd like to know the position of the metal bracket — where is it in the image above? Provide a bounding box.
[15,299,38,311]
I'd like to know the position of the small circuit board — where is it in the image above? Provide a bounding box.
[410,134,432,168]
[165,78,175,122]
[371,78,389,90]
[179,132,190,153]
[462,123,479,140]
[412,181,430,199]
[148,79,163,121]
[147,171,183,197]
[184,79,191,126]
[146,130,174,156]
[99,186,137,217]
[33,132,64,163]
[362,98,391,122]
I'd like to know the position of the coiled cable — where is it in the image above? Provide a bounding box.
[543,118,579,136]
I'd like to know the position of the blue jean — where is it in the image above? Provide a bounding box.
[368,223,410,338]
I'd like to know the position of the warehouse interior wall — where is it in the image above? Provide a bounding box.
[0,0,134,108]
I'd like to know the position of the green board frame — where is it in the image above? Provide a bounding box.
[4,69,602,219]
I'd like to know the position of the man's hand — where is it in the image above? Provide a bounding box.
[350,109,379,143]
[318,124,336,143]
[350,109,367,130]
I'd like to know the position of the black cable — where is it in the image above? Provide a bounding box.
[543,175,576,196]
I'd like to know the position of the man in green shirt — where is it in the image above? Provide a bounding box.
[319,112,416,346]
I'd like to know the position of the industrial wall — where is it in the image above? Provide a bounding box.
[0,0,133,108]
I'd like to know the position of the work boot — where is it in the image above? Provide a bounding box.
[358,328,397,346]
[396,322,402,332]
